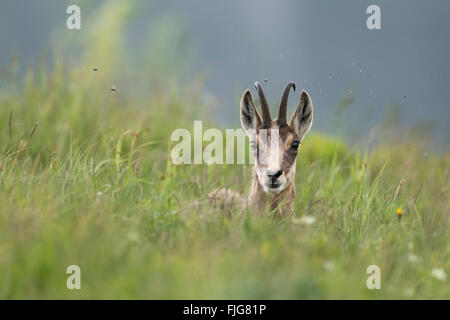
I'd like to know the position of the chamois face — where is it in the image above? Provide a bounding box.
[250,123,300,193]
[240,82,313,194]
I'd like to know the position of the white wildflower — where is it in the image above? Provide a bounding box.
[431,268,447,282]
[292,215,316,226]
[324,261,335,272]
[408,254,420,263]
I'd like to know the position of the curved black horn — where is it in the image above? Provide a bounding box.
[254,82,272,127]
[277,81,296,126]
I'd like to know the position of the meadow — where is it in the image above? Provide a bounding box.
[0,2,448,299]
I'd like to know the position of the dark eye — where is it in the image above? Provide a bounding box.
[291,140,300,150]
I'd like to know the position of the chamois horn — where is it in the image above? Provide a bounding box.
[277,81,296,126]
[254,82,272,127]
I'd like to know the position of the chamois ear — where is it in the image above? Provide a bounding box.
[240,89,261,134]
[290,90,313,140]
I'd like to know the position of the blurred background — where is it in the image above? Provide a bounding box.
[0,0,449,147]
[0,1,448,299]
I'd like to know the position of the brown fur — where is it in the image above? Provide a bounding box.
[209,82,313,216]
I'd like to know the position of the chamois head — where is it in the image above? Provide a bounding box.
[240,82,313,194]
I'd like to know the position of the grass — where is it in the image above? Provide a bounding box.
[0,0,448,298]
[0,60,448,299]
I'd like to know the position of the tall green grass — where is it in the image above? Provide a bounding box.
[0,1,448,299]
[0,59,448,299]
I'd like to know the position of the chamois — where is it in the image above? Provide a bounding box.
[210,82,313,215]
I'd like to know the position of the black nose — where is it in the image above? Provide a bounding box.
[268,170,282,182]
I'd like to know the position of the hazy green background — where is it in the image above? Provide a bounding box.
[0,0,448,299]
[0,0,449,146]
